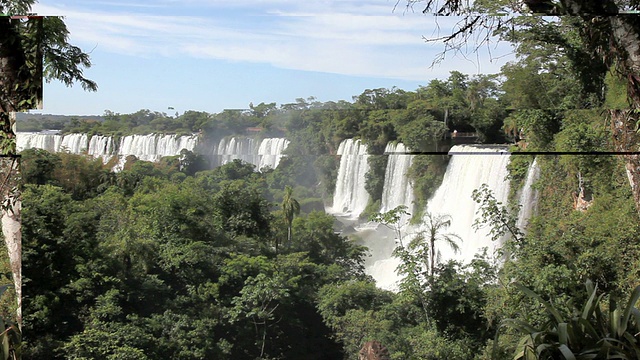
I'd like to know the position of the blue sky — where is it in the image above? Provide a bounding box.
[31,0,515,116]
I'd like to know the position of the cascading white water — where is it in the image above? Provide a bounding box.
[422,145,511,264]
[18,132,290,171]
[257,138,290,170]
[59,134,88,154]
[17,132,62,153]
[516,157,540,232]
[364,142,415,291]
[211,137,289,170]
[380,142,415,214]
[87,135,116,163]
[116,134,199,168]
[214,137,257,167]
[328,139,370,218]
[368,145,512,291]
[19,132,199,167]
[18,132,94,156]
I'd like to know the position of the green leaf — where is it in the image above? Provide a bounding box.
[0,325,8,360]
[515,283,565,324]
[619,285,640,337]
[631,308,640,334]
[581,281,601,321]
[503,318,539,334]
[0,285,12,300]
[557,344,576,360]
[611,308,621,337]
[576,318,599,340]
[535,343,554,356]
[558,322,569,345]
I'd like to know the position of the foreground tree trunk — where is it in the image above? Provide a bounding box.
[0,155,20,327]
[0,16,43,114]
[1,18,30,326]
[606,12,640,216]
[610,110,640,214]
[0,8,95,332]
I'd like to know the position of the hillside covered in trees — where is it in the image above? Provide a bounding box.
[18,73,640,360]
[13,0,640,359]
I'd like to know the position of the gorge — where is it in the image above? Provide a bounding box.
[17,132,540,290]
[329,140,538,290]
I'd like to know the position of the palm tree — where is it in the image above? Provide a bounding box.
[281,185,300,251]
[412,212,462,277]
[502,115,520,144]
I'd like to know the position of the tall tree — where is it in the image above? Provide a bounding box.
[413,212,461,276]
[1,0,97,327]
[281,185,300,250]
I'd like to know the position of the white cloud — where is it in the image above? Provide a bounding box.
[33,1,513,80]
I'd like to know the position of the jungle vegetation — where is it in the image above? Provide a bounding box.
[15,0,640,358]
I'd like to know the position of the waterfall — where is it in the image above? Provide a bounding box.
[368,145,512,291]
[18,132,289,171]
[116,134,199,168]
[87,135,116,162]
[380,142,415,215]
[18,132,117,163]
[422,145,511,264]
[328,139,370,218]
[210,137,289,170]
[516,157,540,232]
[17,132,90,154]
[17,132,62,153]
[213,137,257,167]
[18,132,199,167]
[361,142,415,290]
[257,138,290,170]
[59,134,89,154]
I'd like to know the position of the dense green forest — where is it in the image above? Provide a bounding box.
[20,116,640,358]
[14,2,640,359]
[16,61,630,217]
[19,105,640,360]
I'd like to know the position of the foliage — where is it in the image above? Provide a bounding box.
[427,257,496,343]
[281,185,300,250]
[1,5,96,115]
[396,113,447,152]
[416,212,462,277]
[21,152,378,359]
[316,280,394,359]
[312,154,338,197]
[0,284,20,360]
[41,17,97,92]
[472,183,524,249]
[502,280,640,360]
[554,110,612,194]
[228,273,289,359]
[506,151,534,203]
[16,9,640,357]
[507,110,562,150]
[292,211,367,276]
[368,205,411,247]
[604,70,631,109]
[363,154,387,207]
[406,155,448,217]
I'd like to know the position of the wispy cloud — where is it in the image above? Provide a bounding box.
[33,1,513,80]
